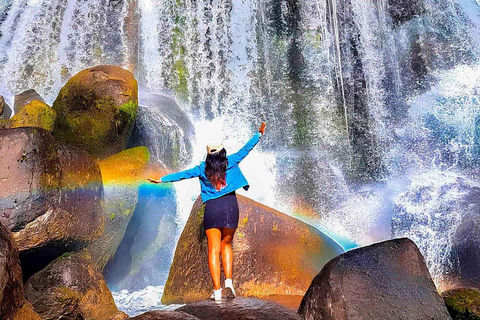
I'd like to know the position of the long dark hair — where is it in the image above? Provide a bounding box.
[205,148,228,191]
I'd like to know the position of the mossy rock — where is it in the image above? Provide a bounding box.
[10,100,57,132]
[52,65,138,159]
[443,288,480,320]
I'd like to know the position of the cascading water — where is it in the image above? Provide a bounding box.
[1,0,480,315]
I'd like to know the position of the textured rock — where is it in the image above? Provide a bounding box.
[298,238,452,320]
[0,95,12,119]
[0,221,41,320]
[25,251,127,320]
[162,195,344,304]
[52,65,138,159]
[87,147,153,270]
[388,0,425,25]
[131,310,200,320]
[14,89,45,114]
[128,92,195,169]
[177,298,301,320]
[443,288,480,320]
[0,128,61,231]
[0,127,103,280]
[10,100,57,132]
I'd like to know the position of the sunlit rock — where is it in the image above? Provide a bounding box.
[10,100,57,132]
[162,195,344,305]
[25,251,127,320]
[13,89,45,114]
[299,238,451,320]
[131,310,199,320]
[442,288,480,320]
[52,65,138,159]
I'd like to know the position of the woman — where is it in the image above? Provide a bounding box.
[148,122,266,302]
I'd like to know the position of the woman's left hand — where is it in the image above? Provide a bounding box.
[148,178,163,184]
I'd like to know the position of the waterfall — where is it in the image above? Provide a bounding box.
[1,0,480,314]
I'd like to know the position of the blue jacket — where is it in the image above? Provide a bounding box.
[161,132,262,202]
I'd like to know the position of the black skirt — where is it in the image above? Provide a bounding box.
[204,191,239,230]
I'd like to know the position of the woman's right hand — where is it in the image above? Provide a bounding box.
[147,178,163,184]
[259,122,266,135]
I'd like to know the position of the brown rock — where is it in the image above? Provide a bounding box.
[0,221,41,320]
[298,238,452,320]
[0,128,61,231]
[0,128,104,280]
[442,288,480,320]
[162,195,344,305]
[176,298,301,320]
[0,95,12,119]
[25,251,127,320]
[14,89,45,114]
[131,310,200,320]
[52,65,138,159]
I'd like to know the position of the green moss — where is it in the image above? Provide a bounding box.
[60,252,71,259]
[171,13,189,101]
[444,289,480,320]
[10,100,57,132]
[119,100,138,124]
[110,213,115,220]
[239,216,249,228]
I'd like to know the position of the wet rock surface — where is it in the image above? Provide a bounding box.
[0,94,12,119]
[52,65,138,159]
[298,238,452,320]
[128,92,195,170]
[25,251,127,320]
[177,298,301,320]
[162,195,344,305]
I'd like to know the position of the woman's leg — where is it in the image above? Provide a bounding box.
[221,227,236,279]
[206,227,222,290]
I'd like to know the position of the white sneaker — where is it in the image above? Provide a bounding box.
[224,279,236,301]
[209,288,222,302]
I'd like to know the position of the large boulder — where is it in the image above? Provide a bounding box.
[0,128,104,280]
[25,251,127,320]
[52,65,138,159]
[162,195,344,305]
[176,298,301,320]
[131,310,200,320]
[0,221,41,320]
[298,238,452,320]
[10,100,57,132]
[442,288,480,320]
[13,89,45,114]
[128,92,195,170]
[0,95,12,119]
[103,180,177,291]
[87,146,156,270]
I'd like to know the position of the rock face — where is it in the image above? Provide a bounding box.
[10,100,57,132]
[442,288,480,320]
[103,181,177,291]
[25,251,127,320]
[52,65,138,159]
[87,146,153,270]
[131,310,200,320]
[0,128,61,231]
[0,128,104,280]
[298,238,452,320]
[0,95,12,119]
[0,221,41,320]
[128,92,195,170]
[14,89,45,114]
[176,298,301,320]
[387,0,424,25]
[162,195,344,305]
